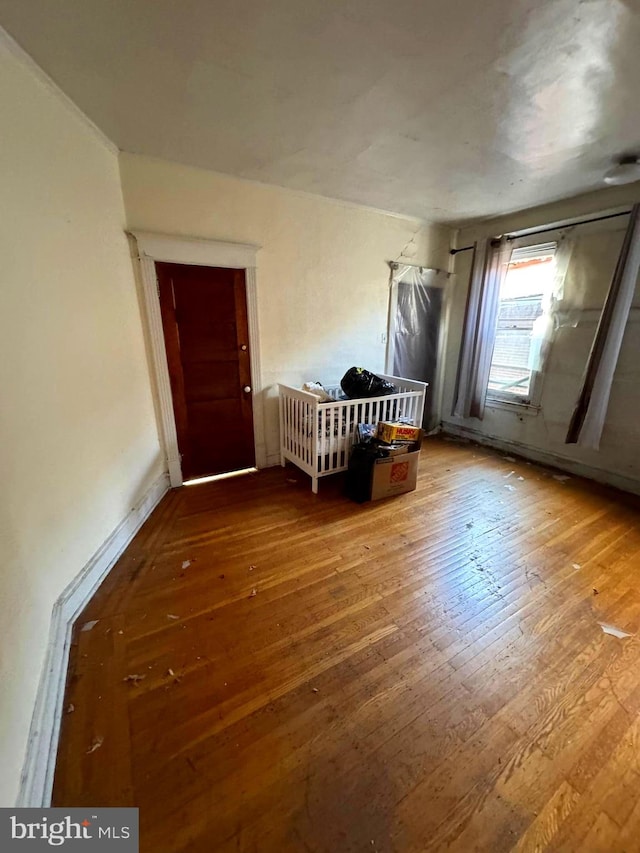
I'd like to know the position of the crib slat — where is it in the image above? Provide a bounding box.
[291,397,295,454]
[322,405,328,471]
[311,400,317,471]
[320,406,327,472]
[330,405,336,471]
[294,396,298,459]
[302,400,307,464]
[293,398,297,458]
[324,406,330,472]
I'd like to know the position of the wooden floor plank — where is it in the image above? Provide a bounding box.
[53,437,640,852]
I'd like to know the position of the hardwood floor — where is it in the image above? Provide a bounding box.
[53,437,640,852]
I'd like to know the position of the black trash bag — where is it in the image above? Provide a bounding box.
[340,367,398,399]
[345,442,387,503]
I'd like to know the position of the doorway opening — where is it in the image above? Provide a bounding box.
[156,262,255,481]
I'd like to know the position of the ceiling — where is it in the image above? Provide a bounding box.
[1,0,640,224]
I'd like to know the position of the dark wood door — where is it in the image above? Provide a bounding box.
[156,262,255,480]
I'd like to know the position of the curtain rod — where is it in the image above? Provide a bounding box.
[388,261,448,275]
[449,208,632,255]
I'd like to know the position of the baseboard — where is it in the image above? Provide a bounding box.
[441,421,640,497]
[16,470,170,808]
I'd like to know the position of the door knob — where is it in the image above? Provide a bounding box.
[241,344,247,351]
[243,386,252,393]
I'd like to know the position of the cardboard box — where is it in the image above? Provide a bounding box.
[346,434,422,503]
[370,450,419,500]
[377,421,423,444]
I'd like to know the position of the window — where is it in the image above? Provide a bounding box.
[487,242,557,406]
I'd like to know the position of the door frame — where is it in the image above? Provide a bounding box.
[129,231,265,486]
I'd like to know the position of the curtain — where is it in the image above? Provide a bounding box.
[389,265,447,429]
[453,237,512,419]
[566,204,640,448]
[528,231,575,374]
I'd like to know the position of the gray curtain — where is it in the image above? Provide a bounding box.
[452,237,512,419]
[566,204,640,448]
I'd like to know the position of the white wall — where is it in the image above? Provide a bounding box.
[0,35,164,804]
[443,185,640,493]
[119,153,451,464]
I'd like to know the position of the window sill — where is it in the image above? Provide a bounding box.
[485,397,540,416]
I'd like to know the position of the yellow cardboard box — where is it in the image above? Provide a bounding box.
[376,421,423,444]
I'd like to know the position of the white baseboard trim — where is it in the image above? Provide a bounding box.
[441,421,640,497]
[16,470,170,808]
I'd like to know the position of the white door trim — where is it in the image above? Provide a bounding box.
[129,231,265,487]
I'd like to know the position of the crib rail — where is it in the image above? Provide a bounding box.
[279,375,427,493]
[278,385,319,479]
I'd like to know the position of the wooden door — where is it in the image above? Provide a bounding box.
[156,262,255,480]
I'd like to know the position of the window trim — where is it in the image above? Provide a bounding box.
[485,239,557,410]
[485,395,541,416]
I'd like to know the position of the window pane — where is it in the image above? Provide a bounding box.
[488,251,555,400]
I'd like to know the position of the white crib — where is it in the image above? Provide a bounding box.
[279,374,427,493]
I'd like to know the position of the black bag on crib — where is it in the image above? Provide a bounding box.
[340,367,398,399]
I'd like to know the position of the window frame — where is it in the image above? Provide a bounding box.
[485,235,559,413]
